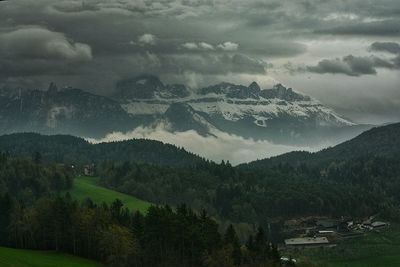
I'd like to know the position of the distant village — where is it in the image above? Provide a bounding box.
[282,215,389,249]
[83,164,96,177]
[61,163,96,176]
[278,215,390,264]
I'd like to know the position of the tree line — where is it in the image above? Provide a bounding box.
[0,153,72,203]
[0,133,207,167]
[3,132,400,223]
[98,156,400,224]
[0,155,286,266]
[0,194,284,267]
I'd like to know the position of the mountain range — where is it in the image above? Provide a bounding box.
[0,75,372,146]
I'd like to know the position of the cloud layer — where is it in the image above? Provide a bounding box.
[306,55,398,76]
[1,26,91,61]
[0,26,92,78]
[88,125,319,165]
[0,0,399,124]
[370,42,400,54]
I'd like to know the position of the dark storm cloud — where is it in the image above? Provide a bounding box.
[240,1,400,37]
[0,0,292,89]
[0,26,92,61]
[370,42,400,54]
[0,0,399,125]
[0,0,400,91]
[306,55,398,76]
[0,25,92,78]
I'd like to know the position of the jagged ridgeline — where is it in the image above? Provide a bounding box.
[0,75,370,145]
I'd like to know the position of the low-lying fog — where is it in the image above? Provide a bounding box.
[87,125,329,165]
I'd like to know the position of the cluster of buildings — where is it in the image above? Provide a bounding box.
[84,164,96,176]
[283,216,389,249]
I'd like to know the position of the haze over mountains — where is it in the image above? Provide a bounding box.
[0,75,372,163]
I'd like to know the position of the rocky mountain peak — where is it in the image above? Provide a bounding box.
[133,74,164,88]
[114,76,312,102]
[114,75,192,100]
[164,84,191,98]
[248,81,261,92]
[47,82,58,94]
[115,74,164,100]
[259,84,310,101]
[163,103,210,135]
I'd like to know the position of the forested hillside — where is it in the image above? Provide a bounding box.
[97,123,400,222]
[98,157,400,223]
[0,155,72,202]
[1,123,400,224]
[241,123,400,169]
[0,155,281,267]
[0,133,207,167]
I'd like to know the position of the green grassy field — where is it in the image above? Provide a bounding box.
[0,247,104,267]
[67,176,152,213]
[293,225,400,267]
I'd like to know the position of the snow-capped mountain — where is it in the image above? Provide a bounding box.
[115,75,366,145]
[0,75,370,145]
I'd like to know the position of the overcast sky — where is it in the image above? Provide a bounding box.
[0,0,399,124]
